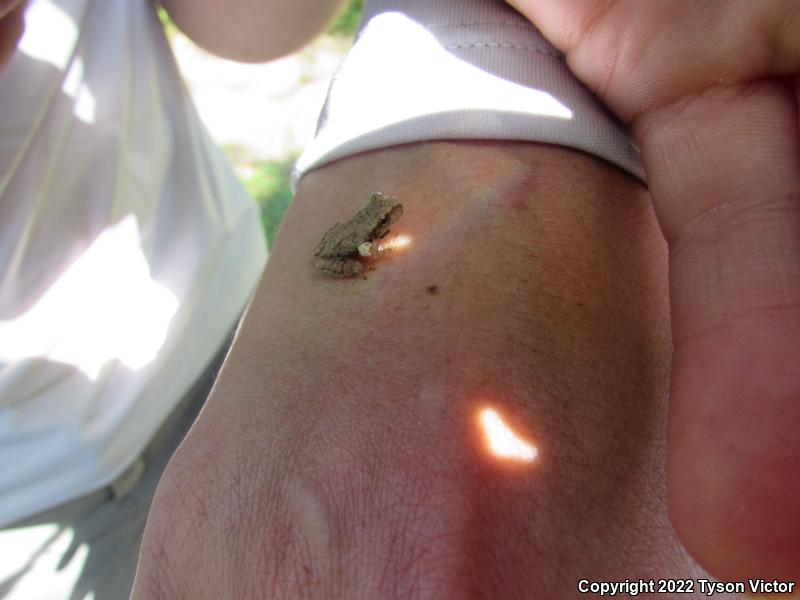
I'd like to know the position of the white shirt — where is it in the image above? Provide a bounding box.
[295,0,643,184]
[0,0,267,526]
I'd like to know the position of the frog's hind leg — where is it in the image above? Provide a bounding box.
[314,257,365,278]
[312,227,335,257]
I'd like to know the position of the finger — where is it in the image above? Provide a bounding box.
[506,0,800,120]
[636,79,800,579]
[509,0,800,579]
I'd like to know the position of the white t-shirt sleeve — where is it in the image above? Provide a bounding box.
[294,0,643,184]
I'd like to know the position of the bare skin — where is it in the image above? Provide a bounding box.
[152,2,800,578]
[0,0,343,69]
[159,0,345,62]
[130,141,731,598]
[507,0,800,579]
[4,0,796,587]
[0,0,25,71]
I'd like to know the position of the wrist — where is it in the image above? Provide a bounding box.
[140,141,686,598]
[222,139,677,566]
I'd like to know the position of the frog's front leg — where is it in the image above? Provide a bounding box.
[314,256,365,278]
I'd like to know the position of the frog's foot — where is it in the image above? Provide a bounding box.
[314,257,365,278]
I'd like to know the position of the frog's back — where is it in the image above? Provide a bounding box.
[313,221,360,258]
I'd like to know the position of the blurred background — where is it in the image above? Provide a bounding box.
[158,0,364,249]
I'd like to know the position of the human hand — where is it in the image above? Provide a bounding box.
[0,0,25,73]
[133,142,689,597]
[507,0,800,580]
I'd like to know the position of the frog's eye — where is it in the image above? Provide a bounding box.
[378,216,390,226]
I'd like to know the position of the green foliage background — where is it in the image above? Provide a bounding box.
[327,0,364,37]
[239,158,296,250]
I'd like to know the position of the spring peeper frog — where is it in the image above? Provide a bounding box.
[313,192,404,277]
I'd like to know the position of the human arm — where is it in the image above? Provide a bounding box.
[158,0,345,62]
[2,0,341,74]
[506,0,800,580]
[131,140,696,598]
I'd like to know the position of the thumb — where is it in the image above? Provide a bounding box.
[506,0,800,580]
[639,79,800,581]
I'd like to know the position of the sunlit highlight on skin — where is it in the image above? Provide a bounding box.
[378,234,412,253]
[478,407,537,463]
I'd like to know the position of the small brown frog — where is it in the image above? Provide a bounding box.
[313,192,404,277]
